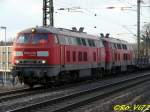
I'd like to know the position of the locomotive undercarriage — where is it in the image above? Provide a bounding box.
[12,65,105,88]
[12,66,82,88]
[12,65,60,88]
[12,62,139,88]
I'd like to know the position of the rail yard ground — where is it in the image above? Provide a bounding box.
[71,79,150,112]
[0,71,150,112]
[0,80,25,92]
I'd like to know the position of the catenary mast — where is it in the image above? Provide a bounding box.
[43,0,54,27]
[137,0,141,58]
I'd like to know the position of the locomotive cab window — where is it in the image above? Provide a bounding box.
[32,34,48,44]
[16,33,49,44]
[16,34,30,44]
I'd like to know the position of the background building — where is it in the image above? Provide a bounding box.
[0,44,13,83]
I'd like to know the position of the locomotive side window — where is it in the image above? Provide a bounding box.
[110,43,114,49]
[81,38,87,46]
[88,39,92,47]
[124,45,127,50]
[102,41,107,47]
[122,44,124,49]
[87,39,91,46]
[16,34,30,44]
[88,39,95,47]
[72,37,78,45]
[99,40,104,47]
[122,44,127,50]
[68,37,73,45]
[117,44,121,49]
[57,35,66,44]
[65,37,69,45]
[67,51,70,62]
[114,43,117,49]
[117,44,119,49]
[94,40,99,47]
[76,38,82,45]
[92,40,96,47]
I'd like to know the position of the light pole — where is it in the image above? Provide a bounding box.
[0,26,7,86]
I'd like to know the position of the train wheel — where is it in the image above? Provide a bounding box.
[71,72,79,82]
[28,83,34,89]
[65,73,72,83]
[24,80,34,88]
[92,69,98,79]
[98,69,104,79]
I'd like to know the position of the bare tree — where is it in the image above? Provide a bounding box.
[141,23,150,56]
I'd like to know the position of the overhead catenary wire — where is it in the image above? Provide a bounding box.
[54,0,149,42]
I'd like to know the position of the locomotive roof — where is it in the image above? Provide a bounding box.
[101,37,128,45]
[20,26,99,40]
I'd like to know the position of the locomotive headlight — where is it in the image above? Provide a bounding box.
[42,60,46,64]
[31,28,36,33]
[15,60,20,64]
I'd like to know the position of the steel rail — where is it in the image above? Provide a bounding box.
[0,86,48,103]
[0,87,29,97]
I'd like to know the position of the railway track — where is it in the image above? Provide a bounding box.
[0,87,29,97]
[0,71,128,104]
[7,72,150,112]
[0,78,99,106]
[0,86,43,103]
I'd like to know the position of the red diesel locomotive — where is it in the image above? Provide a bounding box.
[12,26,135,87]
[101,36,135,73]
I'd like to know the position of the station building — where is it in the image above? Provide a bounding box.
[0,44,13,81]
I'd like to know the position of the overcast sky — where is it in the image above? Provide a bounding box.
[0,0,150,43]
